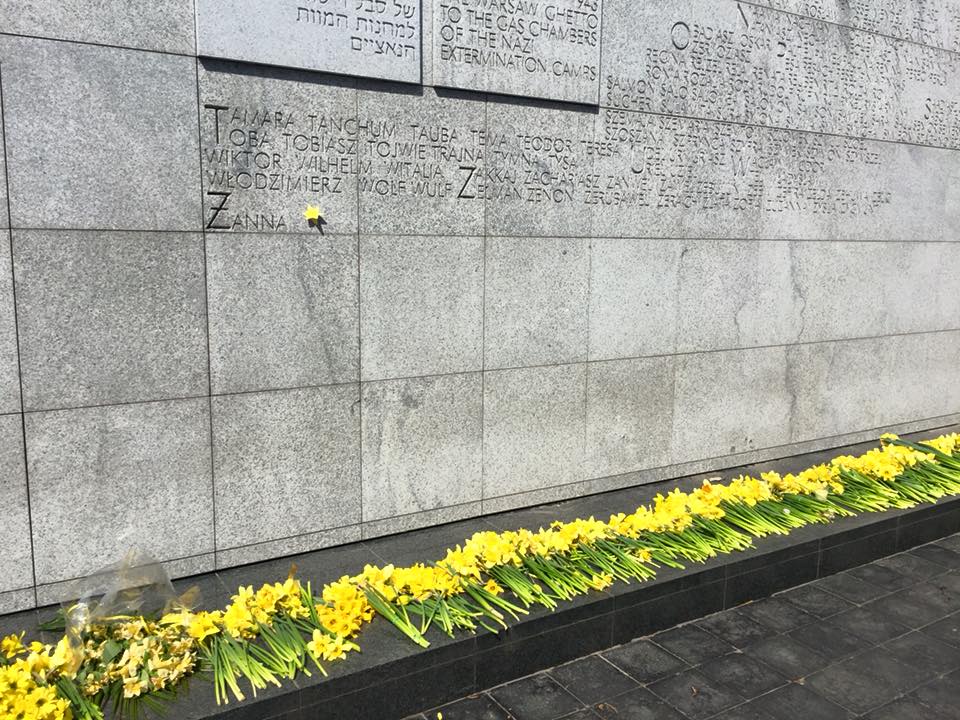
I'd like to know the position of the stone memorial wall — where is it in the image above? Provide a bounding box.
[0,0,957,612]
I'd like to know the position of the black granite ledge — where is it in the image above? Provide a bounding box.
[3,424,959,720]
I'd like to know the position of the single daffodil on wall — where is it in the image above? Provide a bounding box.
[303,205,326,234]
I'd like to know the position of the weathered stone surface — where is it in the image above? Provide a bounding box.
[788,332,960,443]
[206,233,358,394]
[199,62,360,236]
[758,0,960,53]
[360,235,483,380]
[601,0,960,147]
[0,37,201,231]
[672,346,792,462]
[0,109,7,230]
[212,385,361,552]
[0,0,195,54]
[361,373,482,521]
[485,98,596,237]
[483,364,586,498]
[432,0,602,103]
[25,399,214,585]
[196,0,421,83]
[216,526,362,569]
[0,237,20,414]
[0,415,31,595]
[13,230,208,411]
[357,85,486,235]
[586,357,675,478]
[589,238,681,361]
[484,236,589,369]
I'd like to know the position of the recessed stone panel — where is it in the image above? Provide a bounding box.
[196,0,422,84]
[199,62,360,236]
[360,235,483,380]
[0,415,31,595]
[0,37,201,231]
[13,230,208,411]
[25,399,214,585]
[0,0,195,54]
[432,0,603,103]
[212,385,361,552]
[357,85,486,235]
[206,233,359,394]
[361,373,483,521]
[758,0,960,54]
[601,0,960,148]
[589,109,960,242]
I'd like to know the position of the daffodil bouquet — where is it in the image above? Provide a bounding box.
[3,432,960,720]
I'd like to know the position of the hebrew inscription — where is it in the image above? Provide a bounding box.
[433,0,603,104]
[759,0,960,53]
[602,0,960,148]
[196,0,421,83]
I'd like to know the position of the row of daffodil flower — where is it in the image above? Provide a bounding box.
[3,433,959,720]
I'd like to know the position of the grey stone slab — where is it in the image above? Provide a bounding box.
[13,230,208,410]
[677,240,800,353]
[788,332,960,444]
[431,0,602,103]
[215,525,362,570]
[483,363,586,499]
[0,415,31,595]
[360,235,483,380]
[206,232,359,394]
[198,61,359,236]
[589,108,960,242]
[758,0,960,54]
[600,0,960,148]
[0,588,34,615]
[0,37,201,231]
[790,241,960,343]
[196,0,421,84]
[672,346,792,462]
[357,85,485,235]
[484,236,589,369]
[212,386,360,551]
[0,0,195,54]
[25,399,214,585]
[485,98,597,237]
[0,109,7,230]
[0,235,20,414]
[586,357,675,478]
[589,238,681,361]
[362,502,484,540]
[361,373,482,521]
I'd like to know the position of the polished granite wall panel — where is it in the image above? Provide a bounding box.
[211,385,361,553]
[0,37,201,231]
[601,0,960,147]
[0,3,958,610]
[24,399,214,586]
[361,373,483,521]
[360,235,483,380]
[13,230,208,410]
[206,232,359,394]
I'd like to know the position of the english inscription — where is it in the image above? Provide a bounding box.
[433,0,603,104]
[196,0,422,84]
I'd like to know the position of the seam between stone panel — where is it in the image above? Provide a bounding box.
[0,59,39,606]
[736,0,960,59]
[14,325,960,416]
[0,31,197,60]
[481,412,960,505]
[191,54,219,563]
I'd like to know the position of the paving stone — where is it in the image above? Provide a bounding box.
[745,635,829,680]
[910,671,960,719]
[778,584,855,618]
[805,651,924,715]
[812,572,890,605]
[591,687,687,720]
[908,544,960,570]
[699,652,788,699]
[735,597,816,634]
[489,674,584,720]
[431,693,512,720]
[828,606,911,645]
[601,639,690,684]
[749,682,850,720]
[787,620,871,662]
[876,552,948,580]
[846,564,914,592]
[696,611,776,648]
[864,589,951,629]
[920,613,960,649]
[549,656,637,705]
[652,625,737,666]
[883,631,960,675]
[712,704,778,720]
[863,695,949,720]
[648,669,744,719]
